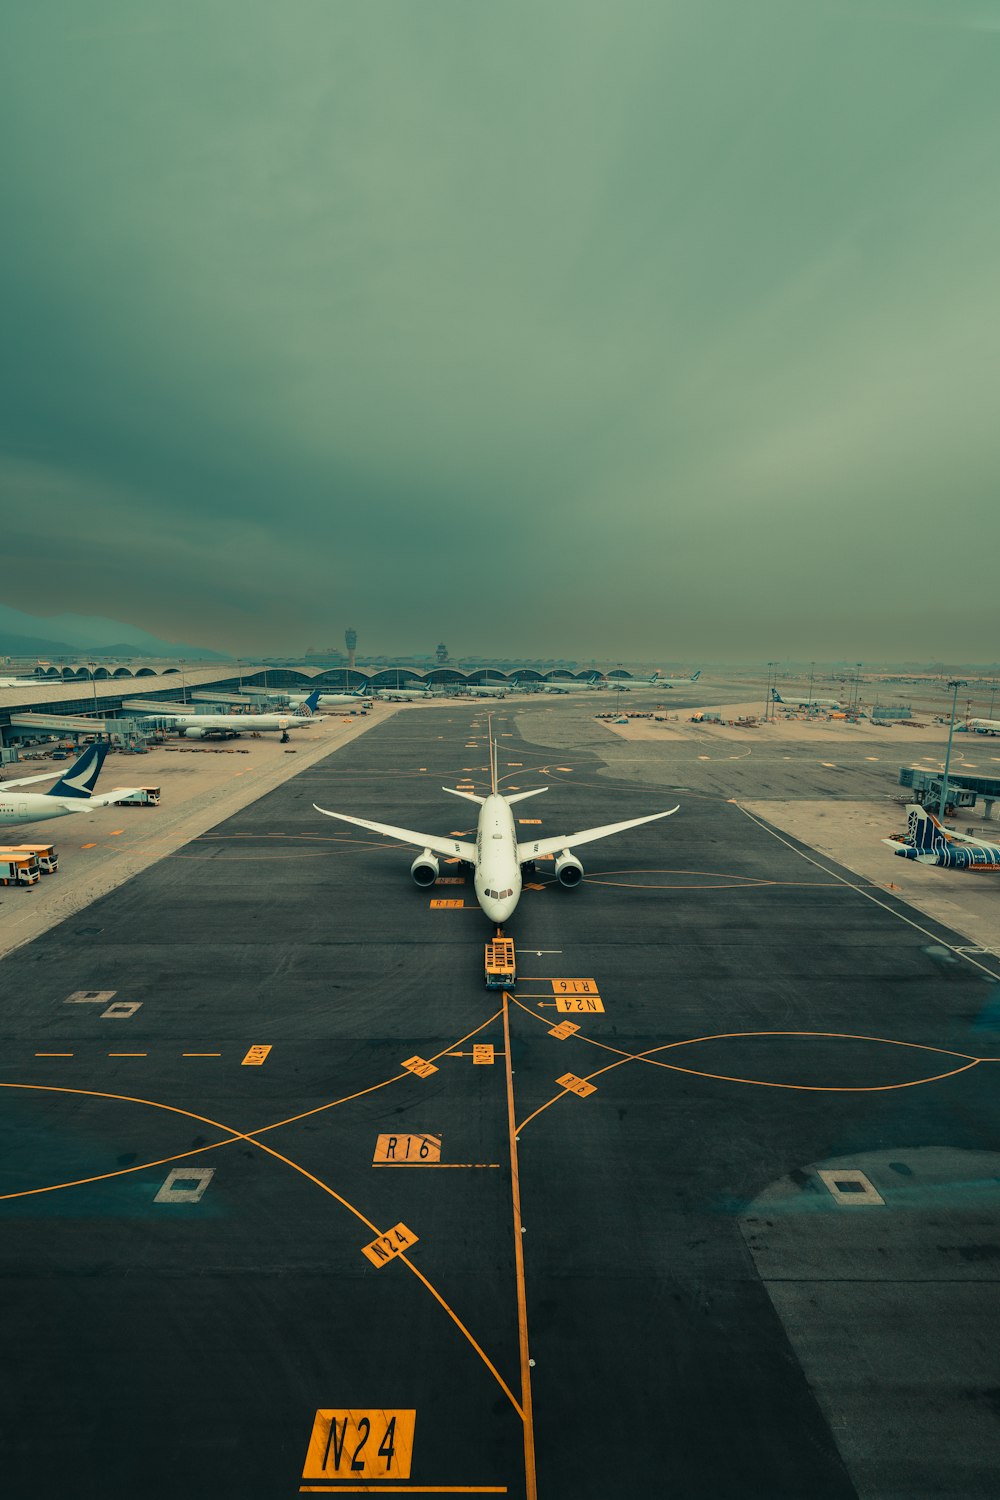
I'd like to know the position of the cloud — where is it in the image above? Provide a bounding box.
[1,0,998,658]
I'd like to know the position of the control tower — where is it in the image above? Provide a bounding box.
[345,627,357,672]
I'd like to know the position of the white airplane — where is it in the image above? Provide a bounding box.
[513,672,602,694]
[967,718,1000,736]
[468,681,510,698]
[143,689,324,739]
[771,688,841,710]
[284,686,372,707]
[623,670,701,689]
[313,717,678,923]
[0,743,144,828]
[376,681,434,701]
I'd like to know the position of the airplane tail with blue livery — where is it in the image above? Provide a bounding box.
[48,742,109,799]
[883,804,1000,870]
[294,690,322,717]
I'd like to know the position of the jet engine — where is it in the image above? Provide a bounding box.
[180,726,209,738]
[554,850,584,887]
[410,849,440,887]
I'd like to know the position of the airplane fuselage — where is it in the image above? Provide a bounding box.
[473,794,522,923]
[890,836,1000,870]
[157,710,317,733]
[0,795,93,827]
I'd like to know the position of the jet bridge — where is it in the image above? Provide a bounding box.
[898,766,1000,817]
[7,712,151,747]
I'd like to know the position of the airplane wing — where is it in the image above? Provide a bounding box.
[0,768,74,790]
[517,805,678,860]
[313,805,476,861]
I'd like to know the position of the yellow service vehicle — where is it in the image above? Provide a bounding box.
[484,932,516,989]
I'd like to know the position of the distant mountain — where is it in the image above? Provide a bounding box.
[0,605,229,661]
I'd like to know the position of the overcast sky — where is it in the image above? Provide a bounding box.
[2,0,998,660]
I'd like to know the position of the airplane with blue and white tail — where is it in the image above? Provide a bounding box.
[0,743,146,828]
[284,685,372,707]
[620,670,702,690]
[883,804,1000,871]
[513,672,604,694]
[141,690,324,739]
[771,688,841,710]
[313,715,678,922]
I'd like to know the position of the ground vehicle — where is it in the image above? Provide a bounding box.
[484,933,516,988]
[0,843,58,872]
[114,786,161,806]
[0,852,40,886]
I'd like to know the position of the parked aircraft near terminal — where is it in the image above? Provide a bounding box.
[469,682,508,698]
[313,718,678,922]
[377,682,434,701]
[619,670,702,690]
[967,718,1000,736]
[0,743,143,827]
[514,672,602,694]
[883,805,1000,871]
[284,686,371,707]
[771,689,841,710]
[144,690,323,739]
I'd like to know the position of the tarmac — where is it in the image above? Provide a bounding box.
[1,692,999,1498]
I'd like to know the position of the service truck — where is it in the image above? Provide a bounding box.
[114,786,161,807]
[0,843,58,873]
[0,852,40,886]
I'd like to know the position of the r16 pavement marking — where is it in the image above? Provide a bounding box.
[556,1072,597,1098]
[373,1133,441,1164]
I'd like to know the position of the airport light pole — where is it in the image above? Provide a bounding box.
[853,661,862,714]
[938,678,968,821]
[764,662,775,721]
[808,660,815,707]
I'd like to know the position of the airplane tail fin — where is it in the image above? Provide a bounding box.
[47,742,108,799]
[906,803,950,852]
[690,670,701,681]
[506,787,548,805]
[487,714,498,795]
[770,688,784,703]
[296,690,321,716]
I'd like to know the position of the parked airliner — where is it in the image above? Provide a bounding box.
[284,686,371,707]
[884,805,1000,871]
[376,682,434,701]
[967,718,1000,736]
[142,690,323,739]
[771,689,841,710]
[513,672,602,694]
[0,743,144,828]
[313,718,678,922]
